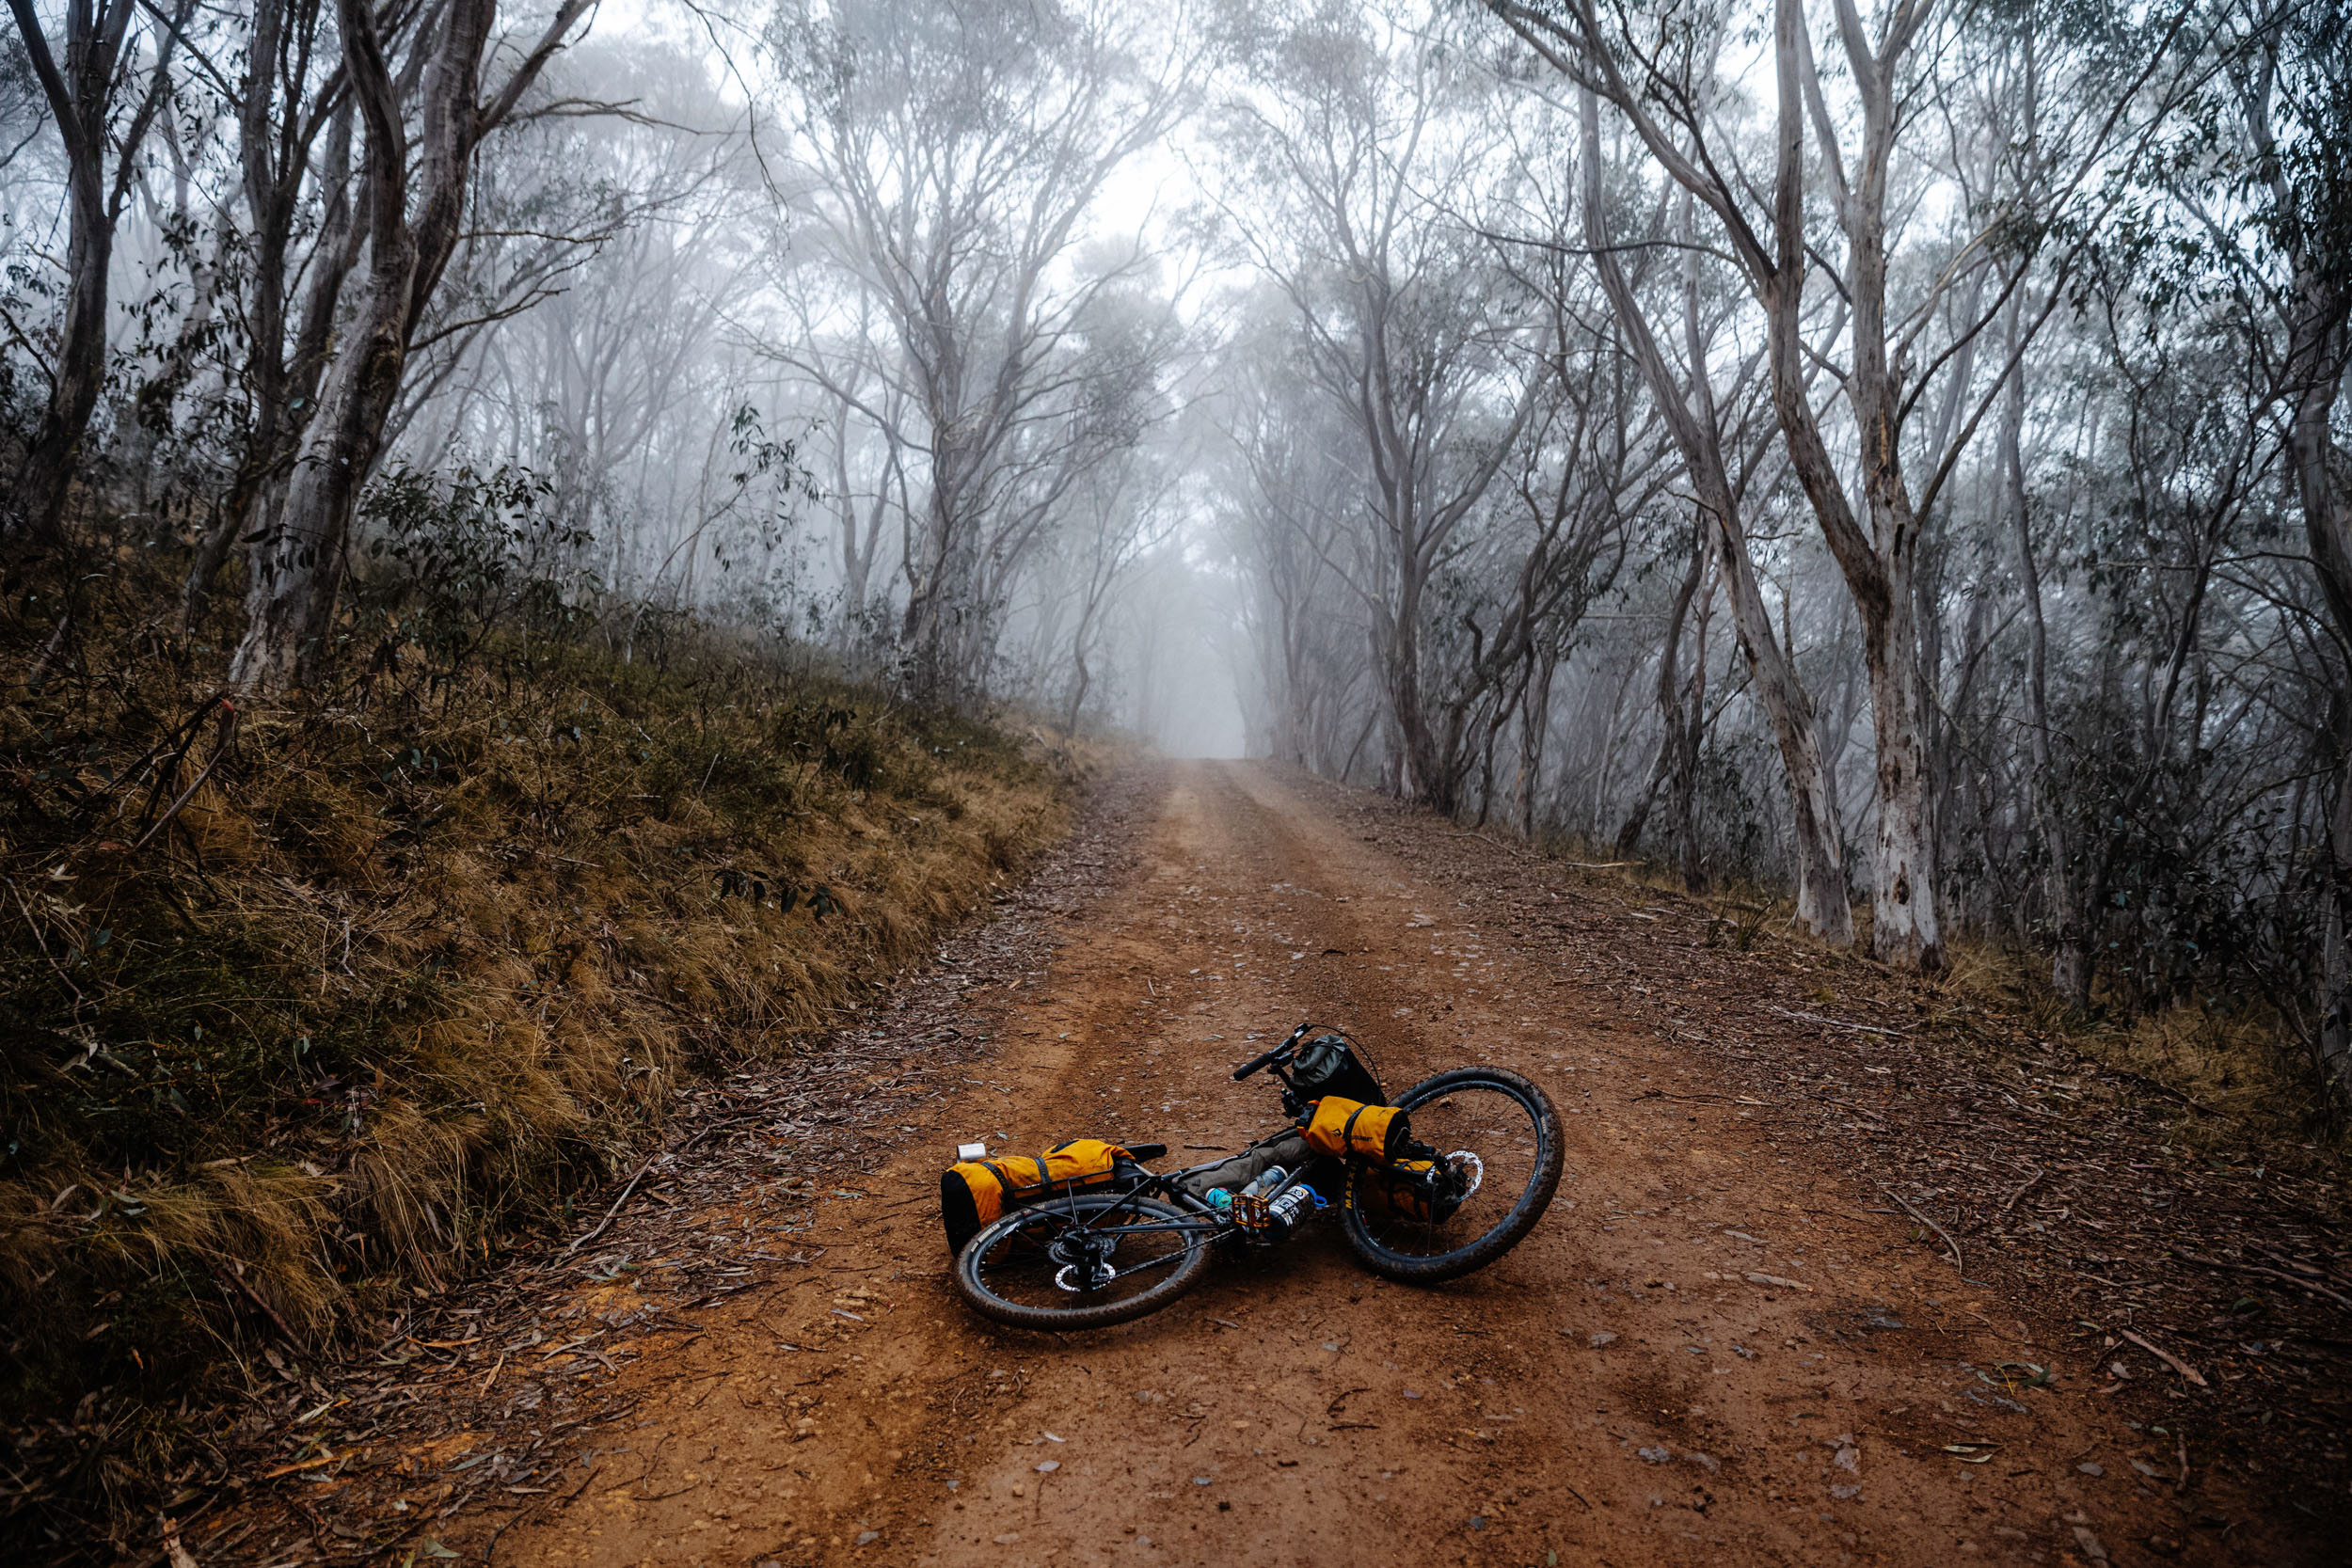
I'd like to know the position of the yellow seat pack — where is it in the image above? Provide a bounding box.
[1299,1096,1412,1163]
[941,1137,1133,1255]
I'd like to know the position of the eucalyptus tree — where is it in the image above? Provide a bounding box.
[1568,88,1853,942]
[1212,0,1549,810]
[4,0,190,546]
[180,0,353,622]
[763,0,1195,705]
[1486,0,2198,972]
[229,0,596,690]
[1452,231,1668,840]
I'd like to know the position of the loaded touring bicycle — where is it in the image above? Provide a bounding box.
[938,1022,1565,1328]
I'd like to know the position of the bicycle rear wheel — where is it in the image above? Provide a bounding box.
[1340,1067,1563,1283]
[953,1192,1216,1330]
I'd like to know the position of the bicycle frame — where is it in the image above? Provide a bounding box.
[1039,1144,1322,1260]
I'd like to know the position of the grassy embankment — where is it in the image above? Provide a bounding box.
[0,558,1080,1532]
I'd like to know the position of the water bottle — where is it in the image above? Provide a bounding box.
[1240,1164,1288,1199]
[1267,1183,1319,1234]
[1205,1188,1233,1211]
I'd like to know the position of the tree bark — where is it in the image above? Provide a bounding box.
[228,0,590,690]
[4,0,173,546]
[1580,85,1853,943]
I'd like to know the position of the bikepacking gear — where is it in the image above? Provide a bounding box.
[1299,1095,1414,1162]
[1176,1132,1308,1201]
[1355,1156,1472,1224]
[940,1137,1137,1255]
[1283,1028,1387,1107]
[946,1025,1565,1328]
[1265,1181,1324,1234]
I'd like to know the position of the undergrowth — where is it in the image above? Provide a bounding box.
[1535,828,2350,1168]
[0,543,1083,1545]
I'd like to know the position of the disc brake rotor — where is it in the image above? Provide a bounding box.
[1046,1229,1119,1291]
[1054,1260,1120,1292]
[1448,1149,1486,1201]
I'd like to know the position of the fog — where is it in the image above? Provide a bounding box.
[5,0,2350,1069]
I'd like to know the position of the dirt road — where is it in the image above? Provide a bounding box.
[428,760,2291,1568]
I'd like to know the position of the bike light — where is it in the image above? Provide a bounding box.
[956,1141,987,1161]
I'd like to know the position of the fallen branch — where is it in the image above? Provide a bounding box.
[2000,1168,2045,1214]
[564,1158,660,1258]
[213,1262,301,1347]
[1743,1272,1815,1293]
[1772,1006,1906,1037]
[128,705,241,855]
[2169,1248,2352,1310]
[2119,1327,2208,1388]
[1881,1185,1964,1274]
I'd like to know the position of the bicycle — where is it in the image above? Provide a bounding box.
[950,1022,1565,1330]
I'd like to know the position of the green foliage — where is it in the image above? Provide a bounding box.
[353,461,598,679]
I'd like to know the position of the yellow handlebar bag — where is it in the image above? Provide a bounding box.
[1300,1096,1411,1162]
[941,1137,1132,1255]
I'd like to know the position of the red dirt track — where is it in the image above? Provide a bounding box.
[462,761,2300,1568]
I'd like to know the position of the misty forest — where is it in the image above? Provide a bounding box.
[3,0,2351,1559]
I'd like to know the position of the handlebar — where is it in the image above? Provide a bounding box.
[1232,1022,1315,1081]
[1232,1043,1289,1081]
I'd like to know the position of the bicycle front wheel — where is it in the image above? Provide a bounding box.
[953,1192,1216,1330]
[1341,1066,1563,1283]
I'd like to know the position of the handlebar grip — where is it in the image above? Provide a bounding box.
[1234,1022,1313,1081]
[1232,1046,1284,1081]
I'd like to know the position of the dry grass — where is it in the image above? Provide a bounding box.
[0,557,1084,1530]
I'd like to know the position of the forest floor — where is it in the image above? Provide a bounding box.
[176,761,2347,1568]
